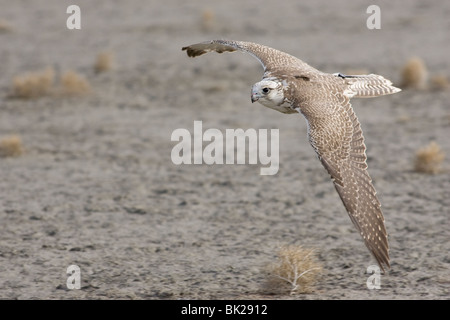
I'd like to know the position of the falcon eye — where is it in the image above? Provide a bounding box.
[262,87,270,93]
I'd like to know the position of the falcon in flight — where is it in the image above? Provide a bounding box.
[182,40,401,272]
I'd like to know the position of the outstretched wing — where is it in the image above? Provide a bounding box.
[304,93,390,272]
[182,40,320,76]
[335,73,402,98]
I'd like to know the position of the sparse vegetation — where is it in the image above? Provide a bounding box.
[395,114,411,124]
[11,67,92,99]
[0,135,24,158]
[0,20,13,33]
[201,9,215,32]
[400,57,428,90]
[264,245,322,295]
[94,52,114,73]
[414,141,445,174]
[12,67,55,99]
[61,70,91,95]
[430,74,450,91]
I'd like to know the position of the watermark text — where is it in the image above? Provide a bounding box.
[171,121,279,175]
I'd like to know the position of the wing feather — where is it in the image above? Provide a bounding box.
[182,40,320,76]
[305,95,390,272]
[335,73,401,98]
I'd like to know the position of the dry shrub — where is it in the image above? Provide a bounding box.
[264,245,322,295]
[401,57,428,90]
[396,114,411,124]
[0,135,24,157]
[61,70,91,95]
[414,141,445,174]
[430,74,450,91]
[201,9,215,32]
[94,52,114,73]
[0,20,13,32]
[12,67,55,99]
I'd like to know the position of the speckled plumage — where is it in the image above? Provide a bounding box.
[182,40,401,272]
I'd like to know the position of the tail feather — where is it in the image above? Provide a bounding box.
[335,73,401,98]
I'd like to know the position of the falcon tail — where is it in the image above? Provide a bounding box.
[336,73,401,98]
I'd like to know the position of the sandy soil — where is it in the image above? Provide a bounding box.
[0,0,449,299]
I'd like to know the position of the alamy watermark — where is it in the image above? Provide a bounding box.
[66,4,381,31]
[66,5,81,30]
[366,5,381,29]
[66,264,81,289]
[366,265,381,289]
[171,121,279,175]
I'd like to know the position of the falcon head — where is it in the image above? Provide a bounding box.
[251,79,285,109]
